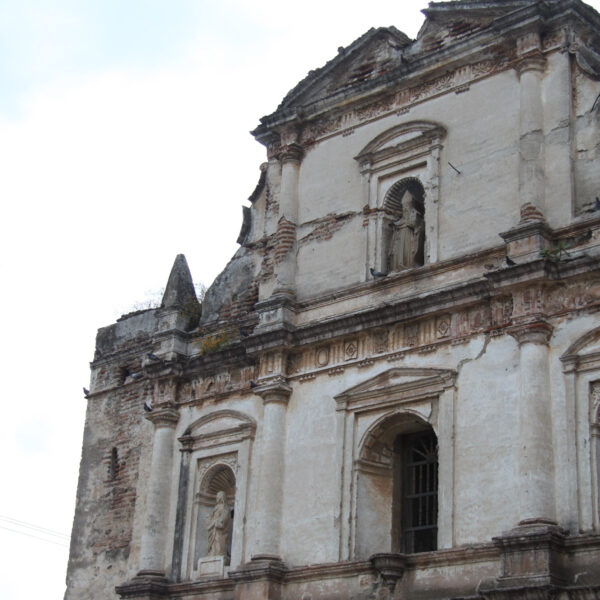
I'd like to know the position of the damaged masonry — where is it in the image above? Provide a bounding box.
[66,2,600,599]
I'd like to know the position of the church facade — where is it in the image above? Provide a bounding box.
[65,1,600,599]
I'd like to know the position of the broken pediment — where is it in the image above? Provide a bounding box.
[276,27,411,112]
[335,367,456,412]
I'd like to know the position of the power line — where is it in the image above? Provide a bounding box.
[0,514,70,539]
[0,524,69,548]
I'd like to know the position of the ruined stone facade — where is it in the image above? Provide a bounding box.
[66,2,600,599]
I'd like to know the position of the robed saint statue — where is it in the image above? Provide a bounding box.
[388,189,424,271]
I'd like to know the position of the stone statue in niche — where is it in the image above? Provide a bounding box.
[388,190,424,270]
[207,491,231,557]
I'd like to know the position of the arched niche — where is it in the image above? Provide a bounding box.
[355,121,446,276]
[383,178,425,272]
[192,463,236,570]
[173,409,255,581]
[560,326,600,532]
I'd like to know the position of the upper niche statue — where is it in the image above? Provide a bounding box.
[388,189,425,270]
[207,491,231,558]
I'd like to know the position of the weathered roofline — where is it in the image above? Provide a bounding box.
[252,0,600,147]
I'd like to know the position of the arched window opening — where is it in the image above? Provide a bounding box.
[394,429,438,553]
[383,178,425,272]
[108,447,119,481]
[592,382,600,527]
[356,412,438,557]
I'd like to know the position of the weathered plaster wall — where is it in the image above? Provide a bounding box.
[66,3,600,599]
[66,367,153,599]
[573,59,600,215]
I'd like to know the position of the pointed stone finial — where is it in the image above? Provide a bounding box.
[161,254,199,310]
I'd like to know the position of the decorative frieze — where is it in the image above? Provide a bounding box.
[315,345,330,367]
[298,52,515,146]
[344,338,358,361]
[277,279,599,381]
[178,366,257,404]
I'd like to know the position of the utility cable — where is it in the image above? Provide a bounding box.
[0,524,69,547]
[0,514,70,539]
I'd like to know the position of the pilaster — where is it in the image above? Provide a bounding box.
[516,31,547,225]
[138,404,180,575]
[117,401,179,599]
[251,378,292,560]
[273,142,303,299]
[508,321,555,526]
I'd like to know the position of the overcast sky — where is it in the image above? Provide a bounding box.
[2,1,599,598]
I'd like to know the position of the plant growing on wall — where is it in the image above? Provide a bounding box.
[195,326,235,355]
[540,240,571,262]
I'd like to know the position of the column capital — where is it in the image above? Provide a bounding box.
[254,377,292,405]
[515,31,545,75]
[515,54,546,76]
[279,143,303,164]
[146,403,179,427]
[508,320,553,346]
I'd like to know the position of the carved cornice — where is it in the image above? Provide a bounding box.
[143,358,184,380]
[500,220,552,245]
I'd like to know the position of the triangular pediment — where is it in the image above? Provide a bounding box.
[275,2,536,114]
[277,27,411,111]
[335,367,456,406]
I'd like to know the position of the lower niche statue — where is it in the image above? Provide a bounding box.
[207,491,231,558]
[388,189,424,271]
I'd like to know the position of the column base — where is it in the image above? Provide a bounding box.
[478,522,568,600]
[228,555,287,600]
[115,570,169,599]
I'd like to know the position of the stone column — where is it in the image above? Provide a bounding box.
[516,32,546,223]
[138,403,180,576]
[273,143,302,297]
[509,321,555,525]
[253,379,292,558]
